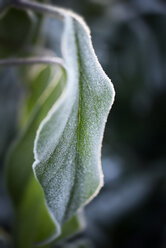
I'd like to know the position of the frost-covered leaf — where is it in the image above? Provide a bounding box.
[33,13,115,240]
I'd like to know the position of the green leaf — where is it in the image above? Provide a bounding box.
[15,174,55,248]
[6,66,66,246]
[33,13,115,240]
[16,173,84,247]
[7,65,64,204]
[20,65,55,127]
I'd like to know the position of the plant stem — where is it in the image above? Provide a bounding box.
[0,57,64,67]
[12,0,65,20]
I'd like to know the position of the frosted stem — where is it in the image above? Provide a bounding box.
[0,57,64,67]
[12,0,65,20]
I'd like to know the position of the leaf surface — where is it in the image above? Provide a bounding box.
[33,14,115,238]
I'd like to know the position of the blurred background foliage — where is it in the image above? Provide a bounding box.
[0,0,166,247]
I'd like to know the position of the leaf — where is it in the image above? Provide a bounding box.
[6,66,67,246]
[20,65,55,127]
[16,173,84,247]
[7,64,84,247]
[33,13,115,240]
[15,174,55,248]
[7,65,64,204]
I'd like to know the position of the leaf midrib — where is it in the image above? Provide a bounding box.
[63,19,83,221]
